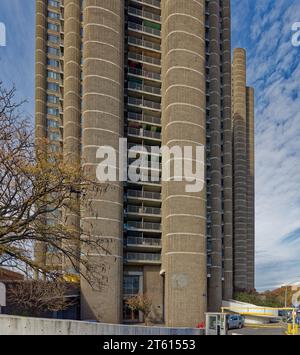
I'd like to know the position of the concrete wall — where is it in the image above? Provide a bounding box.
[0,283,5,307]
[161,0,207,328]
[81,0,124,324]
[0,315,203,336]
[144,265,164,323]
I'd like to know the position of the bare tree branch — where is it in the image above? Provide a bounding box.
[0,82,111,290]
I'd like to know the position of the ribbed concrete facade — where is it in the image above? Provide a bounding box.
[232,49,255,291]
[34,0,54,273]
[63,0,81,164]
[246,87,255,290]
[162,0,207,327]
[221,0,234,301]
[206,0,223,312]
[81,0,124,323]
[35,0,47,145]
[35,0,255,327]
[62,0,82,275]
[232,48,247,291]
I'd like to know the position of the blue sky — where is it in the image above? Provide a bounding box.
[1,0,300,291]
[0,0,35,116]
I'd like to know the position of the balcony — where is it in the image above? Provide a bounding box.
[128,52,161,67]
[128,159,162,171]
[128,97,161,111]
[128,127,161,140]
[127,236,161,248]
[128,21,161,37]
[128,67,161,81]
[128,111,161,125]
[128,6,161,22]
[125,252,161,264]
[128,143,161,155]
[127,221,161,232]
[128,36,161,52]
[127,173,161,185]
[127,190,162,201]
[128,81,161,96]
[127,205,161,216]
[131,0,161,10]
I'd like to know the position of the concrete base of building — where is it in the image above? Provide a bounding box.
[0,315,204,336]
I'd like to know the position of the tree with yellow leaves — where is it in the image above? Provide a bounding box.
[0,82,109,290]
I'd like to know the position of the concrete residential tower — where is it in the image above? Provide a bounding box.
[232,48,255,292]
[35,0,255,327]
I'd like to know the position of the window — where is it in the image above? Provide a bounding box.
[47,70,60,80]
[48,34,59,44]
[48,22,59,31]
[123,275,140,296]
[48,11,60,20]
[47,107,59,116]
[48,46,60,56]
[123,301,140,322]
[209,316,217,331]
[47,94,59,104]
[47,119,60,128]
[47,82,59,92]
[48,131,61,141]
[50,144,59,152]
[47,59,59,67]
[48,0,60,8]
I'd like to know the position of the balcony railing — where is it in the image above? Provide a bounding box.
[128,21,161,37]
[128,111,161,125]
[131,0,161,9]
[128,6,161,22]
[127,205,161,215]
[128,52,161,66]
[128,36,161,52]
[127,175,161,185]
[127,190,162,200]
[128,159,162,171]
[128,67,161,81]
[128,143,161,155]
[128,97,161,110]
[126,252,161,263]
[128,81,161,95]
[127,221,161,231]
[128,127,161,140]
[127,237,161,247]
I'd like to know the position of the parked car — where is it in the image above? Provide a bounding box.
[227,314,245,330]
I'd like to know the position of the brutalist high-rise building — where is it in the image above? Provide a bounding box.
[35,0,255,327]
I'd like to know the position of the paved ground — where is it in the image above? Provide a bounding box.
[229,325,288,336]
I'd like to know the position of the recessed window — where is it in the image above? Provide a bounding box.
[47,82,59,92]
[48,11,60,20]
[47,59,59,67]
[48,0,60,8]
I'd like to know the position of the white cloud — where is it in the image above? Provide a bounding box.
[233,0,300,290]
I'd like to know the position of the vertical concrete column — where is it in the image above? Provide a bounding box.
[81,0,124,323]
[232,48,247,291]
[222,0,233,300]
[207,0,222,312]
[246,87,255,290]
[35,0,47,144]
[162,0,207,327]
[63,0,82,275]
[34,0,48,271]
